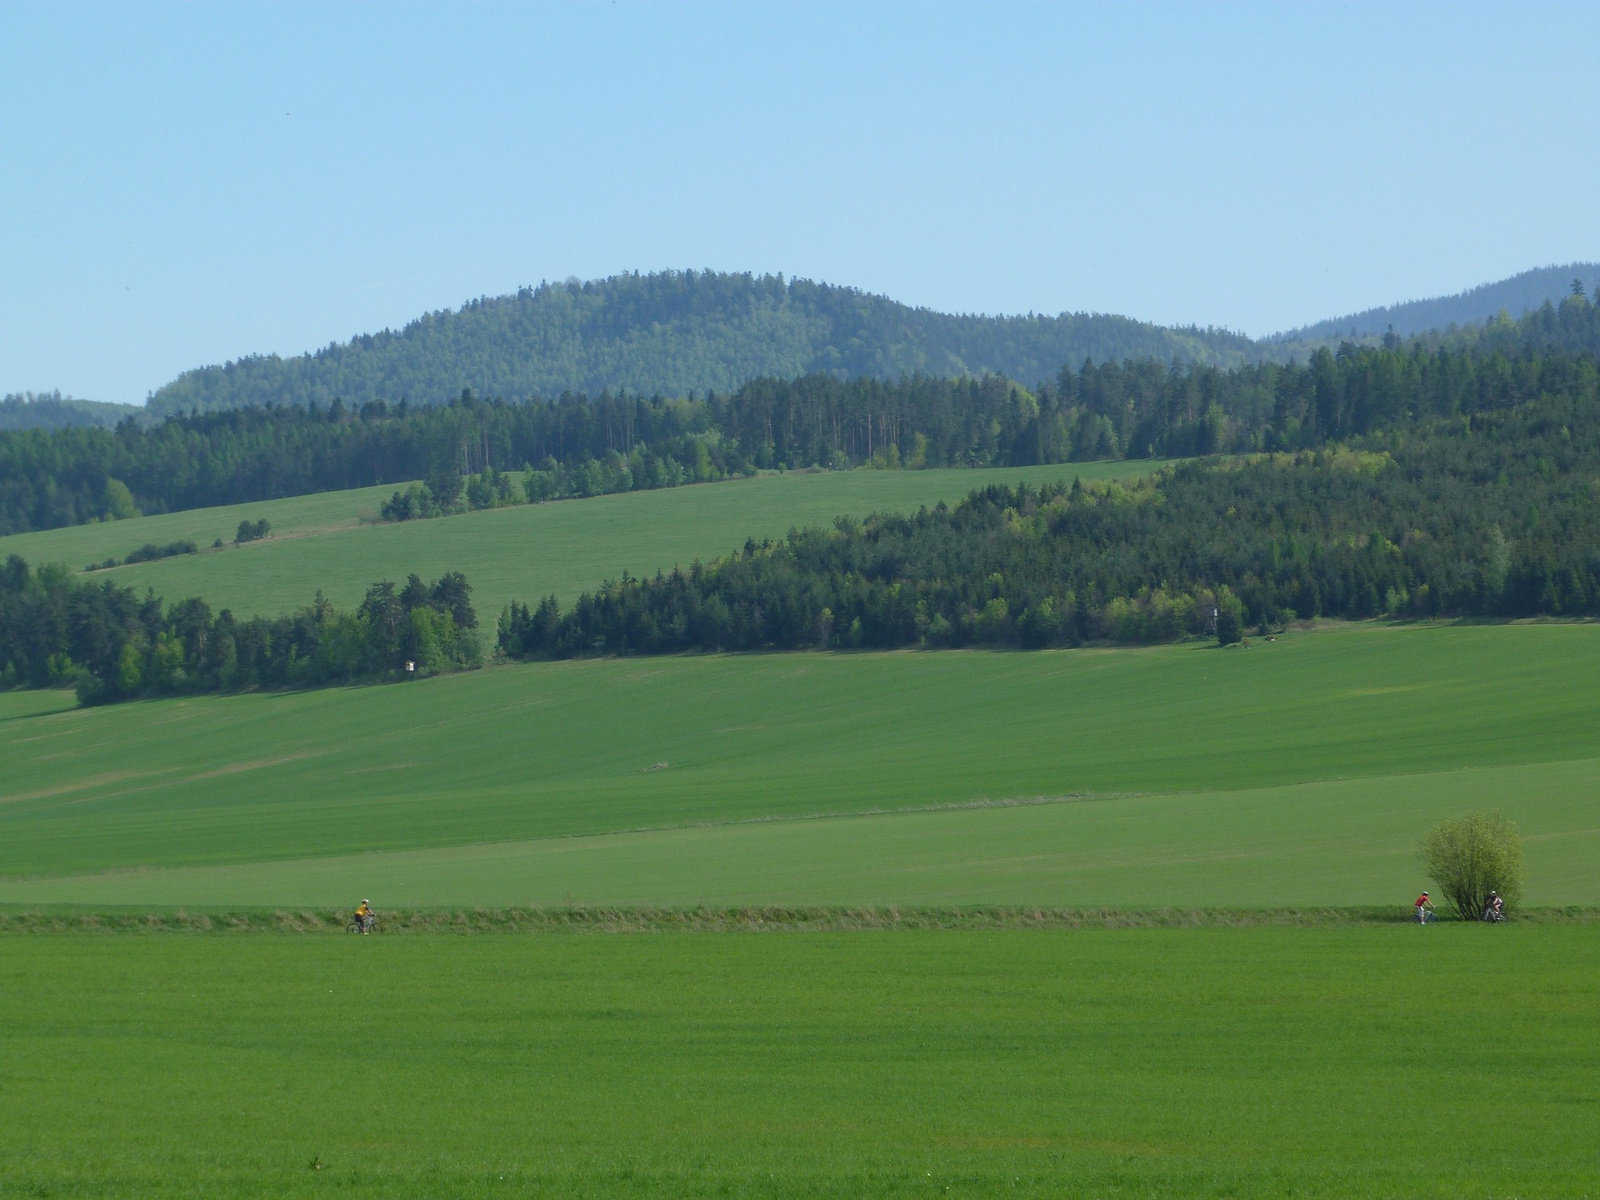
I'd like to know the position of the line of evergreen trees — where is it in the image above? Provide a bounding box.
[498,367,1600,658]
[1459,284,1600,359]
[86,539,197,571]
[0,556,480,705]
[378,434,755,522]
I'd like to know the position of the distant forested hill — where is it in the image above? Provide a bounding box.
[8,284,1599,536]
[0,393,141,432]
[1271,264,1600,343]
[145,271,1257,418]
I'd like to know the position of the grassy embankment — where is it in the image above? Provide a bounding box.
[2,929,1595,1199]
[3,623,1597,909]
[0,461,1156,619]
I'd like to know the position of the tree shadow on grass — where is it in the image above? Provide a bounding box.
[0,696,80,724]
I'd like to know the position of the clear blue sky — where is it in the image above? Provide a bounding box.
[3,1,1598,404]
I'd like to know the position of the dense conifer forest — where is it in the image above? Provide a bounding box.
[4,289,1597,537]
[143,271,1258,418]
[498,361,1600,658]
[0,392,141,432]
[0,557,480,704]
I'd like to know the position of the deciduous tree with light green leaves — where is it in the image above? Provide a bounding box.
[1420,811,1524,920]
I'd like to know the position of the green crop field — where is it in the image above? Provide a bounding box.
[3,928,1596,1199]
[0,461,1157,619]
[3,622,1597,909]
[6,486,1598,1200]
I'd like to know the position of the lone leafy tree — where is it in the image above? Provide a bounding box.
[1420,811,1524,920]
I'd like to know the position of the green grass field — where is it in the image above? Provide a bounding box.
[0,461,1156,618]
[3,623,1597,908]
[5,472,1597,1199]
[3,928,1595,1199]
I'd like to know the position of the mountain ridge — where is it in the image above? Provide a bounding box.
[143,271,1257,419]
[1269,263,1600,343]
[10,265,1600,431]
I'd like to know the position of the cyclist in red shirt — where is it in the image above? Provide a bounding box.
[1414,891,1434,923]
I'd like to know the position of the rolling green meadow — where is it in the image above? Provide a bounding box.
[0,461,1156,619]
[4,469,1598,1198]
[2,623,1597,908]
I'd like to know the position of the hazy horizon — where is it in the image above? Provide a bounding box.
[12,260,1600,413]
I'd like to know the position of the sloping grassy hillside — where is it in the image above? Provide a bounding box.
[3,623,1596,907]
[0,462,1155,619]
[0,481,397,565]
[9,757,1595,910]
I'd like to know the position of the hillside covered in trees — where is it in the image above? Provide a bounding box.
[4,288,1597,537]
[145,271,1258,418]
[0,392,142,432]
[500,365,1600,659]
[6,295,1600,693]
[1270,263,1600,343]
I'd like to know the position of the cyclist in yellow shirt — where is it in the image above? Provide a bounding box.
[353,899,373,934]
